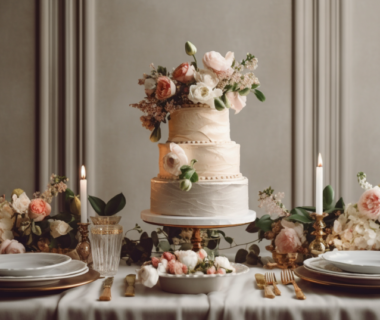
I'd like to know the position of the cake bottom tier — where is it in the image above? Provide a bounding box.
[150,177,249,217]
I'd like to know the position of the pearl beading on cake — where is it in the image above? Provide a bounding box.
[180,104,210,109]
[157,173,243,180]
[166,140,233,144]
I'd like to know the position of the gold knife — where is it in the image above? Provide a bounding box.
[125,274,136,297]
[99,277,114,301]
[255,273,275,299]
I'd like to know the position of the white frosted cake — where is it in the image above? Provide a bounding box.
[150,105,249,217]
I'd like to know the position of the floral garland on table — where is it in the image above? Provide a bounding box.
[137,249,236,288]
[239,172,380,266]
[130,41,265,143]
[0,174,83,255]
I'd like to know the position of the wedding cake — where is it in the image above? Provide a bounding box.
[130,42,265,220]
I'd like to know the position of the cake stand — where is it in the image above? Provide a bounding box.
[141,209,256,252]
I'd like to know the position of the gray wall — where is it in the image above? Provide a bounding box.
[1,0,380,253]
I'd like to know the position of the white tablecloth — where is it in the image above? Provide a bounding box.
[1,260,380,320]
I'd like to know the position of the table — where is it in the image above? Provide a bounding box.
[1,260,380,320]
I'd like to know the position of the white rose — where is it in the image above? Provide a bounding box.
[163,143,188,176]
[144,78,156,96]
[157,259,168,274]
[137,265,159,288]
[214,256,232,270]
[188,83,223,109]
[12,192,30,214]
[50,220,72,238]
[194,69,219,88]
[174,250,198,271]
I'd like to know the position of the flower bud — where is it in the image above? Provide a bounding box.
[150,126,161,142]
[70,196,81,215]
[11,188,24,198]
[180,179,192,192]
[185,41,197,56]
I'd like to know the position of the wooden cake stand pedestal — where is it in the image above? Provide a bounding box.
[141,209,256,252]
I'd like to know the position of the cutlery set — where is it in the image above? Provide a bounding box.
[98,274,136,301]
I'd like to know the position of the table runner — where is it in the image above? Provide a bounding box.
[1,262,380,320]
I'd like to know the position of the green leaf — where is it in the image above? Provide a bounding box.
[249,244,260,256]
[214,97,226,111]
[325,207,344,214]
[206,239,218,250]
[224,85,233,93]
[31,221,42,236]
[88,196,106,215]
[190,159,198,167]
[150,125,161,142]
[246,251,259,265]
[232,82,239,92]
[239,88,250,96]
[52,212,73,223]
[255,215,273,232]
[224,236,233,245]
[297,206,316,212]
[49,237,58,248]
[190,171,199,183]
[251,83,259,90]
[180,165,192,173]
[221,94,231,108]
[179,169,195,180]
[254,89,266,102]
[216,230,226,237]
[151,231,159,247]
[288,208,313,223]
[157,66,167,76]
[335,197,345,210]
[235,249,248,263]
[323,185,335,210]
[65,188,75,201]
[104,193,126,216]
[179,243,193,250]
[245,221,259,233]
[158,240,171,252]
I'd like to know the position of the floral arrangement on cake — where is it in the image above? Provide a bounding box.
[137,249,236,288]
[239,172,380,265]
[0,174,83,254]
[130,41,265,142]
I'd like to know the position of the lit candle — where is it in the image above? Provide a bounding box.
[316,153,323,215]
[80,165,87,223]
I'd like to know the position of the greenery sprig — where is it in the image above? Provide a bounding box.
[179,159,199,191]
[88,193,126,216]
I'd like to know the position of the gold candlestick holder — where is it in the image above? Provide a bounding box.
[76,222,91,264]
[309,212,329,257]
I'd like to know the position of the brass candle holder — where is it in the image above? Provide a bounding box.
[76,222,91,264]
[309,212,329,257]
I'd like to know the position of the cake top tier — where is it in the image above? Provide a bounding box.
[168,105,230,143]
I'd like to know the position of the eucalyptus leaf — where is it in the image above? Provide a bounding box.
[254,89,266,102]
[216,230,226,237]
[245,221,259,233]
[206,239,218,250]
[140,231,149,240]
[235,249,248,263]
[158,240,171,252]
[255,215,273,232]
[246,252,259,265]
[323,185,335,210]
[224,237,233,245]
[151,231,159,246]
[88,196,106,215]
[104,193,126,216]
[249,244,260,256]
[179,243,193,250]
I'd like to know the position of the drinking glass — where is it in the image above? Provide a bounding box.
[89,224,123,276]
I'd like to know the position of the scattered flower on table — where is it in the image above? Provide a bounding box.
[0,239,25,254]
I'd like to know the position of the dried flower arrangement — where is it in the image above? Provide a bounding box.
[130,41,265,142]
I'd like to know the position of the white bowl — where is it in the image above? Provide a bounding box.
[322,251,380,274]
[158,263,249,294]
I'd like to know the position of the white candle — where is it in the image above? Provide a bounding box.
[316,153,323,215]
[80,165,87,223]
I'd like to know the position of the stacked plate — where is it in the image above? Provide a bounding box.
[0,253,88,287]
[295,251,380,289]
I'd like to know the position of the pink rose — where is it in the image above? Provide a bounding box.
[162,252,176,261]
[196,248,207,263]
[172,63,195,83]
[358,186,380,220]
[275,228,302,254]
[29,199,51,222]
[0,239,25,254]
[156,76,176,100]
[216,268,226,275]
[202,51,234,74]
[168,260,185,275]
[226,91,247,114]
[207,266,216,275]
[151,256,160,268]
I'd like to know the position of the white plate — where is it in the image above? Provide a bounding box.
[0,267,89,286]
[304,257,380,279]
[322,251,380,274]
[0,253,71,276]
[156,263,249,294]
[0,260,87,279]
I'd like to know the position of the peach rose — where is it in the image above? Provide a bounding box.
[168,260,186,275]
[196,248,207,263]
[0,239,25,254]
[358,186,380,220]
[156,76,176,100]
[207,266,216,274]
[172,63,195,83]
[203,51,234,74]
[275,228,302,254]
[29,199,51,222]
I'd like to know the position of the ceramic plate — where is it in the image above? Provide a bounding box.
[322,251,380,274]
[0,260,87,279]
[0,253,71,276]
[0,267,89,287]
[157,263,249,294]
[304,257,380,279]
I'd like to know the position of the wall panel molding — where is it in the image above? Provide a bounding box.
[293,0,352,206]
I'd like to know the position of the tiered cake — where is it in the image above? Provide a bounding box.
[150,105,249,217]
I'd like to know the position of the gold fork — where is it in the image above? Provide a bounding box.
[281,269,306,300]
[265,272,281,296]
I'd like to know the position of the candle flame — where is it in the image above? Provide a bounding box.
[81,165,86,179]
[317,153,323,167]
